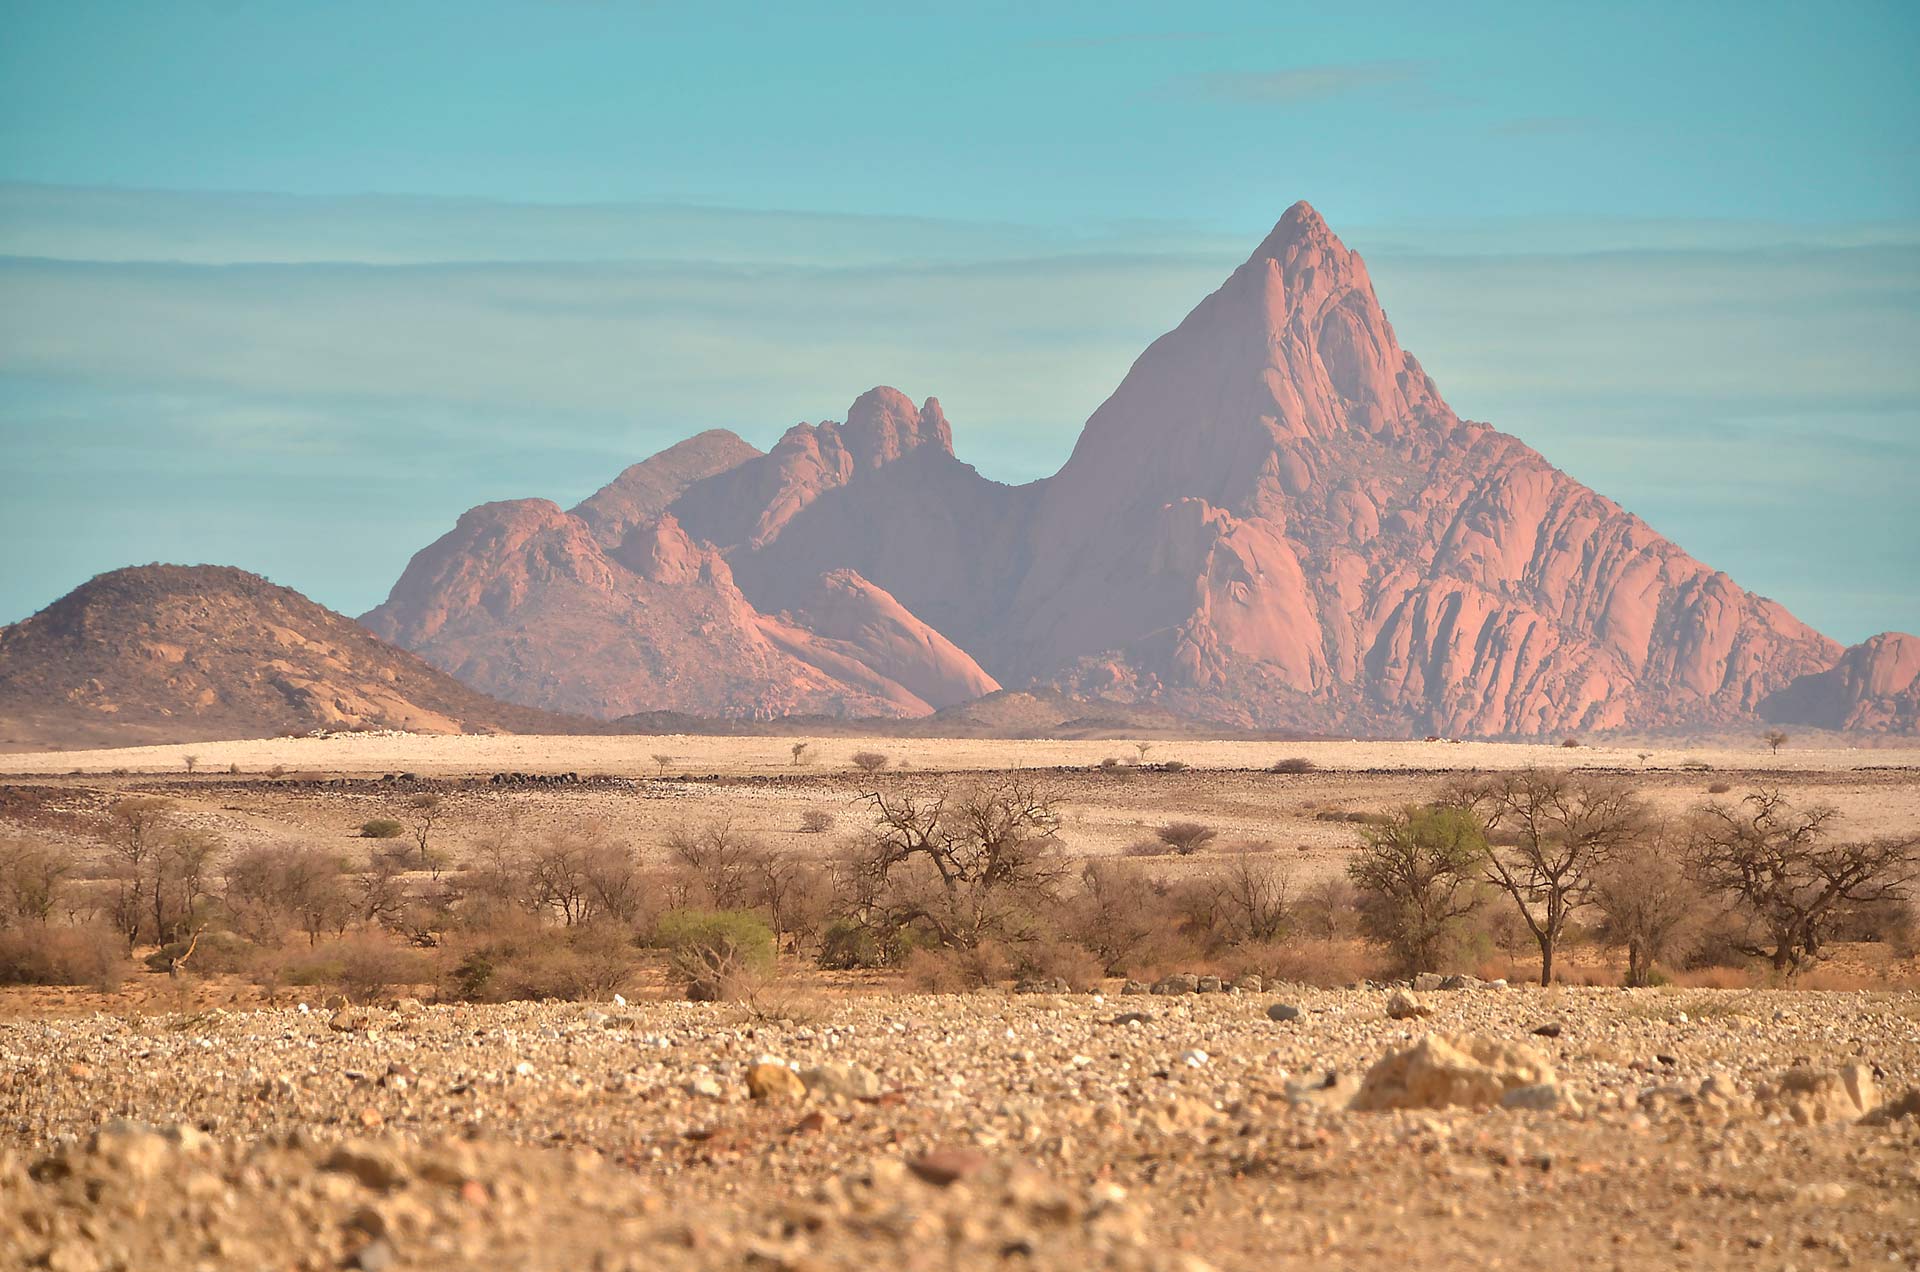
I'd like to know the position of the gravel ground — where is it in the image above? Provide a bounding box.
[4,985,1919,1271]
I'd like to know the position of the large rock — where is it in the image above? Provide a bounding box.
[1352,1033,1557,1111]
[1757,1064,1881,1124]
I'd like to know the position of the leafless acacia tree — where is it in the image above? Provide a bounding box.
[853,778,1065,950]
[1211,850,1293,945]
[1447,769,1647,984]
[0,838,75,925]
[667,821,759,908]
[1592,823,1703,985]
[406,793,446,875]
[1688,788,1919,972]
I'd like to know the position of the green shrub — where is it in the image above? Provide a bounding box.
[359,819,405,839]
[654,907,775,1000]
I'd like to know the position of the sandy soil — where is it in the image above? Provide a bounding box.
[6,731,1918,780]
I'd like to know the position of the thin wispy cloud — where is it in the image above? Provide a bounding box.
[1022,30,1227,50]
[1492,115,1592,137]
[1184,60,1425,104]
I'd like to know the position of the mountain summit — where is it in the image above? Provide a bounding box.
[362,204,1899,736]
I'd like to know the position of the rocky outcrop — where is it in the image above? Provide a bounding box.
[361,201,1879,733]
[0,565,585,749]
[570,429,760,548]
[1762,632,1920,734]
[360,498,925,720]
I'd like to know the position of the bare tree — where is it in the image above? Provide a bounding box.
[1212,850,1293,945]
[0,838,76,925]
[183,754,200,776]
[1763,729,1789,757]
[743,849,831,956]
[1348,806,1488,975]
[855,778,1065,949]
[525,828,602,926]
[850,751,889,776]
[405,793,446,875]
[1133,742,1153,764]
[1447,769,1648,985]
[1065,861,1164,974]
[667,821,759,908]
[1688,789,1919,972]
[1592,826,1703,985]
[652,753,674,776]
[354,846,413,930]
[790,741,812,766]
[104,797,172,950]
[582,838,647,926]
[1156,821,1217,855]
[224,843,349,945]
[1294,875,1358,941]
[157,828,222,944]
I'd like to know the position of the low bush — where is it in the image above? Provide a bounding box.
[799,809,836,835]
[1010,936,1104,991]
[142,929,255,976]
[359,819,406,839]
[1270,757,1317,774]
[1156,822,1217,855]
[1255,938,1379,987]
[903,940,1011,993]
[0,923,126,990]
[449,919,641,1002]
[1706,781,1733,795]
[655,907,775,1001]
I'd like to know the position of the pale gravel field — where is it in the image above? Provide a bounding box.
[5,732,1917,778]
[4,987,1918,1271]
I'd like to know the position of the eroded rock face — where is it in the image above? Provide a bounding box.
[360,201,1876,732]
[772,570,1000,711]
[1763,632,1920,734]
[360,499,926,720]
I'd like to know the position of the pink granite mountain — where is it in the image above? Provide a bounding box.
[365,202,1896,734]
[1763,633,1920,735]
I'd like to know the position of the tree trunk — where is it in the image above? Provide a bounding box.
[1538,933,1554,986]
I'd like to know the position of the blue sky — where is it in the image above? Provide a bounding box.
[1,1,1916,641]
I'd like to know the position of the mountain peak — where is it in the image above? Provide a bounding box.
[1246,199,1341,266]
[843,386,954,466]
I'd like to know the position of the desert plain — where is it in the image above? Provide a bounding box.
[0,733,1916,1270]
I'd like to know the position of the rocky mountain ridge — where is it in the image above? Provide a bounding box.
[359,201,1907,734]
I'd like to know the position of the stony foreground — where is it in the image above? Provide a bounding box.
[4,986,1919,1271]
